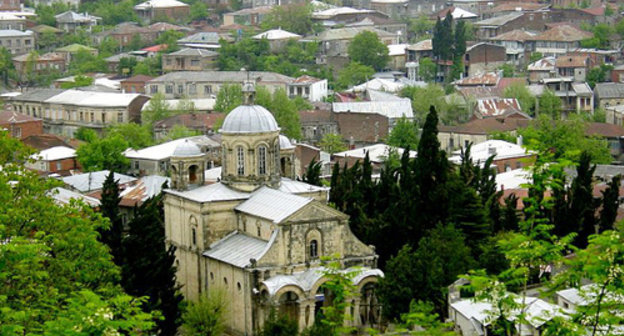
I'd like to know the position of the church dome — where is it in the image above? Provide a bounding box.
[173,139,202,156]
[279,135,295,149]
[221,105,279,134]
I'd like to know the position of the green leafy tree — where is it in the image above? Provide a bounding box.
[418,57,437,82]
[69,50,108,74]
[107,122,154,149]
[398,300,455,335]
[319,133,347,154]
[76,134,130,172]
[0,46,15,86]
[454,20,467,58]
[268,88,302,140]
[118,57,139,76]
[347,31,390,71]
[214,84,243,113]
[529,52,543,63]
[336,62,374,90]
[75,127,98,143]
[386,116,419,149]
[162,125,201,142]
[260,308,298,336]
[190,1,208,21]
[599,175,620,232]
[121,193,183,336]
[538,89,562,119]
[142,93,172,126]
[180,289,228,336]
[504,82,535,115]
[260,3,319,35]
[407,16,434,41]
[400,84,447,125]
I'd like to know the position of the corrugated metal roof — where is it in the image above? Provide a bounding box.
[236,187,312,223]
[125,135,218,160]
[44,90,143,108]
[262,267,383,296]
[149,71,294,84]
[119,175,170,204]
[333,143,417,162]
[62,170,136,193]
[9,88,64,103]
[31,146,76,161]
[474,12,522,27]
[49,187,101,207]
[475,98,522,117]
[278,178,328,194]
[165,182,250,203]
[134,0,188,9]
[203,231,269,268]
[253,29,301,40]
[332,100,413,119]
[595,82,624,99]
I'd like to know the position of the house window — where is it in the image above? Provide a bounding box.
[102,113,106,123]
[166,58,172,65]
[204,85,212,94]
[117,113,123,123]
[237,146,245,176]
[310,240,318,259]
[258,145,266,175]
[305,87,310,95]
[56,161,61,170]
[165,85,173,94]
[150,85,158,94]
[191,59,199,67]
[191,228,196,246]
[189,84,197,94]
[12,126,21,138]
[79,112,84,121]
[134,161,139,169]
[90,112,94,122]
[177,85,183,94]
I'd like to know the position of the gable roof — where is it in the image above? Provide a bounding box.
[178,32,221,44]
[555,55,588,68]
[204,231,270,268]
[134,0,189,9]
[62,170,136,192]
[432,6,477,20]
[439,117,531,135]
[474,12,523,27]
[489,29,536,42]
[333,143,417,162]
[454,72,500,86]
[31,146,76,161]
[332,99,414,119]
[595,83,624,99]
[0,110,40,124]
[304,27,395,41]
[475,98,522,118]
[167,48,218,57]
[253,28,301,40]
[44,90,144,108]
[124,135,218,160]
[235,187,313,223]
[407,39,432,52]
[54,11,100,23]
[528,25,593,42]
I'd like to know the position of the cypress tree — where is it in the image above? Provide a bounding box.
[302,159,322,186]
[121,193,183,336]
[454,20,467,59]
[432,17,442,60]
[329,162,341,207]
[599,175,620,232]
[568,151,597,248]
[99,171,124,265]
[441,11,454,60]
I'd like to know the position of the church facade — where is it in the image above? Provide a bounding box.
[163,83,382,335]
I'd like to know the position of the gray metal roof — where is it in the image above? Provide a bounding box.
[165,182,250,203]
[278,178,329,194]
[62,170,137,193]
[474,12,522,27]
[48,187,101,207]
[0,29,33,37]
[10,88,64,103]
[172,139,202,156]
[203,231,269,268]
[262,267,383,296]
[105,52,146,62]
[332,100,414,119]
[278,134,294,149]
[220,105,280,134]
[149,71,294,84]
[178,32,221,44]
[595,82,624,99]
[168,48,218,57]
[303,26,395,41]
[235,187,312,223]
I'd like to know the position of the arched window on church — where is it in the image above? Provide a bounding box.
[258,145,267,175]
[274,143,280,172]
[237,146,245,176]
[191,227,196,246]
[189,165,198,184]
[310,240,318,259]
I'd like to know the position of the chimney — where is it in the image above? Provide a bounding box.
[516,134,523,146]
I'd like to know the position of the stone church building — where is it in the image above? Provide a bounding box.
[163,82,383,335]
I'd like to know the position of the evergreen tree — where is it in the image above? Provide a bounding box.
[302,159,322,186]
[599,175,620,232]
[432,18,442,60]
[329,162,342,208]
[440,12,454,60]
[121,193,183,336]
[568,151,597,248]
[454,20,467,59]
[98,171,123,265]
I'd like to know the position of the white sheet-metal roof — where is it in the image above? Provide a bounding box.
[124,135,218,160]
[446,7,478,19]
[262,267,383,296]
[495,168,531,191]
[31,146,76,161]
[449,140,533,166]
[312,7,375,19]
[49,187,101,207]
[235,187,312,223]
[278,178,329,194]
[253,29,301,40]
[44,90,142,108]
[204,166,222,182]
[119,175,170,202]
[332,99,414,119]
[388,43,408,56]
[134,0,188,9]
[0,29,32,37]
[203,231,269,268]
[141,98,216,111]
[165,182,250,203]
[367,89,404,101]
[333,144,417,163]
[62,170,136,193]
[346,77,426,93]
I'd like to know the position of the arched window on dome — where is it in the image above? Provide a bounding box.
[258,145,267,175]
[237,146,245,176]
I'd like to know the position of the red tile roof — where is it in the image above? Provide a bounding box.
[141,44,168,52]
[152,112,224,131]
[21,134,71,150]
[0,110,40,124]
[555,55,589,68]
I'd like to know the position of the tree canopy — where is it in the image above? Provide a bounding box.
[347,31,389,71]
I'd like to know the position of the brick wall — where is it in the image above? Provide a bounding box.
[0,119,43,139]
[334,112,388,146]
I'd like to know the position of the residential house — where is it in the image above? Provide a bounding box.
[0,13,25,30]
[120,75,153,94]
[332,109,389,147]
[26,146,80,176]
[0,0,21,11]
[453,71,501,89]
[346,76,425,93]
[555,55,591,82]
[93,22,157,48]
[472,98,524,120]
[0,29,34,55]
[62,170,136,193]
[147,71,295,99]
[240,0,305,8]
[430,6,478,21]
[481,2,549,19]
[222,6,272,26]
[569,48,618,67]
[125,135,221,176]
[387,43,408,71]
[104,52,147,73]
[405,0,450,15]
[31,24,63,49]
[55,44,98,65]
[333,97,413,129]
[287,75,328,102]
[406,39,432,81]
[148,21,191,36]
[464,43,507,77]
[473,12,525,39]
[252,29,301,52]
[343,15,407,38]
[295,143,323,178]
[527,56,556,83]
[438,115,530,152]
[177,32,225,50]
[54,11,100,32]
[488,29,536,66]
[9,89,150,137]
[302,27,396,69]
[134,0,190,23]
[299,103,338,145]
[13,52,65,75]
[584,122,624,160]
[530,77,593,115]
[448,139,535,173]
[22,133,80,151]
[152,113,224,140]
[525,24,593,58]
[611,64,624,83]
[162,48,218,72]
[332,144,416,171]
[0,110,43,139]
[595,83,624,109]
[311,6,387,27]
[370,0,409,18]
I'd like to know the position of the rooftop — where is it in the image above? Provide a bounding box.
[236,187,313,223]
[333,143,417,162]
[31,146,76,161]
[332,99,414,119]
[0,110,40,124]
[124,135,218,160]
[432,6,478,20]
[56,43,97,52]
[555,55,589,68]
[178,32,221,44]
[134,0,189,9]
[253,29,301,40]
[0,29,33,37]
[166,182,250,203]
[595,82,624,99]
[454,72,500,86]
[13,52,64,62]
[44,90,144,108]
[489,29,537,42]
[167,48,218,57]
[475,98,523,118]
[474,12,523,27]
[221,105,280,134]
[303,27,395,41]
[312,6,376,19]
[150,70,294,84]
[449,140,532,166]
[54,11,100,23]
[529,24,593,42]
[203,231,270,268]
[407,39,432,52]
[49,187,100,207]
[527,56,556,71]
[62,170,136,193]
